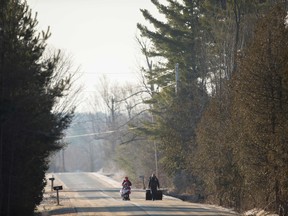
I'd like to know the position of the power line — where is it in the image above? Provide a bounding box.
[65,127,137,139]
[65,130,115,138]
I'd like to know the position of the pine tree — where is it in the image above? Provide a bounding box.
[0,1,74,215]
[137,0,209,192]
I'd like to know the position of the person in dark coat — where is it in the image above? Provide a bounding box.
[148,173,160,200]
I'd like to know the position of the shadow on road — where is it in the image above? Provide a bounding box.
[48,205,237,216]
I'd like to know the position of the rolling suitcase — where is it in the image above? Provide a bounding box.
[145,189,163,200]
[156,190,163,200]
[145,189,152,200]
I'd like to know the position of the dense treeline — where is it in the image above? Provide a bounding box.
[137,0,288,214]
[0,1,74,215]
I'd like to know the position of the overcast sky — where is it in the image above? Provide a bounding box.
[25,0,157,112]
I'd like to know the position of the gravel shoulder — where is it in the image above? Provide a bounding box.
[35,175,77,216]
[35,172,124,216]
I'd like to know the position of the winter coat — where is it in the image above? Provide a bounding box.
[148,176,160,190]
[122,179,132,187]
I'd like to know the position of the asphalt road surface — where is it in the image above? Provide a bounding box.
[50,172,239,216]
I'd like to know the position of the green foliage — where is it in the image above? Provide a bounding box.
[0,1,74,215]
[115,140,154,181]
[138,0,209,193]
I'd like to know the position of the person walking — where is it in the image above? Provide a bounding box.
[148,173,160,201]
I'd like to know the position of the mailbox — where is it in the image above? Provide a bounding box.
[53,186,63,190]
[53,185,63,205]
[49,177,55,191]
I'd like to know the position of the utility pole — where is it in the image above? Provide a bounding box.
[152,114,158,178]
[62,149,65,172]
[147,59,158,177]
[175,63,179,94]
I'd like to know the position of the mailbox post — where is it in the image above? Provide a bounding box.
[53,186,63,205]
[49,176,55,191]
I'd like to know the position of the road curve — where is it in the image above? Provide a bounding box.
[48,172,239,216]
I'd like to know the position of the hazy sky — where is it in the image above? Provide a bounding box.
[25,0,157,112]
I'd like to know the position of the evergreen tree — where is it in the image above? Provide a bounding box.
[137,0,209,192]
[0,1,74,215]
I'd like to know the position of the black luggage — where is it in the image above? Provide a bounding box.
[145,189,162,200]
[156,190,163,200]
[145,189,152,200]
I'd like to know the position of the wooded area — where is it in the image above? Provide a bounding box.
[1,0,288,215]
[134,0,288,214]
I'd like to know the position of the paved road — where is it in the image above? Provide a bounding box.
[50,172,239,216]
